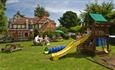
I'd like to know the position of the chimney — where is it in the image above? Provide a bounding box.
[26,19,29,24]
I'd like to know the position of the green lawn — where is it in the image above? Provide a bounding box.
[0,39,115,70]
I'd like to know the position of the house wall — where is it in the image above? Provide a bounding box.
[8,30,30,41]
[8,12,56,41]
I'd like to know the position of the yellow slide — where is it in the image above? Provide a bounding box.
[104,48,109,53]
[51,35,91,60]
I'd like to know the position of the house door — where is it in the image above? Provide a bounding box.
[25,32,29,39]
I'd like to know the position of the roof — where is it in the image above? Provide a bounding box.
[10,11,56,25]
[89,13,107,22]
[11,17,40,24]
[10,16,56,25]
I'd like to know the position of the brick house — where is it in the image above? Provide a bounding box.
[8,11,56,40]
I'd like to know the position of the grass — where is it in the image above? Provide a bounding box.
[0,39,115,70]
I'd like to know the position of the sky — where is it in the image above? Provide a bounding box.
[6,0,115,26]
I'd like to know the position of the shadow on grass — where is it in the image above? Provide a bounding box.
[0,51,12,54]
[31,44,46,47]
[0,50,23,54]
[31,44,42,47]
[61,52,93,59]
[53,52,113,70]
[31,44,38,46]
[49,52,89,61]
[85,57,114,70]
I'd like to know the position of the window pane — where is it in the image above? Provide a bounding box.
[22,25,25,29]
[39,24,41,28]
[35,24,38,28]
[18,25,21,29]
[29,24,32,29]
[13,25,17,29]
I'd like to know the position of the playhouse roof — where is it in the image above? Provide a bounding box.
[90,13,107,22]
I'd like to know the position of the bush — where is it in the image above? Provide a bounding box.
[38,30,70,42]
[69,26,81,32]
[29,32,34,40]
[41,31,55,38]
[51,33,62,42]
[56,26,69,33]
[34,29,39,37]
[71,35,76,39]
[109,38,115,45]
[0,36,14,43]
[109,26,115,35]
[61,34,69,40]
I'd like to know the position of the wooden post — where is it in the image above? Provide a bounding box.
[106,28,110,51]
[106,36,109,51]
[92,25,96,54]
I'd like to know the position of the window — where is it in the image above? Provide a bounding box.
[32,25,35,29]
[22,25,26,29]
[29,24,33,29]
[13,25,17,29]
[39,24,41,28]
[18,25,21,29]
[9,24,12,29]
[35,24,38,29]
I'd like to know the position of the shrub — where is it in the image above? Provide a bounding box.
[56,26,69,33]
[71,35,76,39]
[61,34,69,40]
[33,29,40,37]
[29,32,34,40]
[109,38,115,45]
[69,26,81,32]
[109,26,115,35]
[0,36,14,43]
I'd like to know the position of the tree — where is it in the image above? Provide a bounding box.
[0,0,7,32]
[83,2,114,24]
[85,2,113,17]
[34,4,49,17]
[1,0,7,4]
[107,11,115,22]
[58,11,80,28]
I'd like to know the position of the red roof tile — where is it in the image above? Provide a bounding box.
[10,16,56,25]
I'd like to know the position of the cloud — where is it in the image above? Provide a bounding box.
[45,7,81,16]
[6,0,38,18]
[6,0,19,4]
[13,2,36,9]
